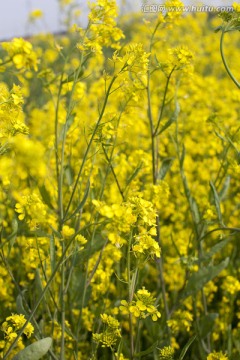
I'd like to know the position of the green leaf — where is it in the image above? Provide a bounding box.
[181,258,229,300]
[219,175,230,201]
[210,180,224,225]
[59,114,75,141]
[190,197,200,224]
[16,293,28,318]
[158,112,176,135]
[65,165,74,186]
[66,180,90,221]
[50,226,62,239]
[12,337,52,360]
[214,130,225,141]
[178,335,196,360]
[158,157,174,180]
[39,185,54,210]
[180,145,186,168]
[157,99,180,136]
[61,68,84,85]
[201,238,230,262]
[134,341,158,357]
[125,162,143,188]
[198,313,218,338]
[7,217,18,254]
[214,25,223,33]
[49,235,56,274]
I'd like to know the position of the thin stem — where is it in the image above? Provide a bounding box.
[59,62,84,224]
[153,66,175,137]
[0,250,58,360]
[74,102,126,347]
[102,144,125,201]
[55,73,64,222]
[63,74,117,221]
[127,231,134,360]
[2,232,77,360]
[220,29,240,89]
[146,20,171,339]
[147,67,157,182]
[60,242,66,360]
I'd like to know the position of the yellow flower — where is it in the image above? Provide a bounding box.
[29,9,43,20]
[207,351,229,360]
[2,38,38,71]
[159,345,175,360]
[62,225,75,238]
[120,288,161,321]
[93,314,121,348]
[232,2,240,12]
[167,310,193,333]
[15,193,47,228]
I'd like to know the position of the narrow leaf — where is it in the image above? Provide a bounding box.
[201,238,229,262]
[49,235,56,274]
[214,130,225,141]
[16,293,28,318]
[158,157,174,180]
[12,337,52,360]
[190,197,200,224]
[65,165,74,186]
[178,335,196,360]
[198,313,218,338]
[219,176,230,201]
[7,217,18,253]
[61,68,84,84]
[182,258,229,300]
[66,180,90,221]
[210,180,223,225]
[214,26,222,33]
[157,98,180,135]
[134,341,158,357]
[180,145,186,168]
[126,162,143,188]
[158,113,176,135]
[39,185,54,210]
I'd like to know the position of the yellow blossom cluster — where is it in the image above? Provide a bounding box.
[0,0,240,359]
[2,38,38,71]
[120,287,161,321]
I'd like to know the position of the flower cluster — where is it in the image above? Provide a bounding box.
[15,193,47,229]
[159,346,175,360]
[1,38,38,71]
[132,231,161,259]
[207,351,229,360]
[0,83,28,142]
[167,309,193,333]
[0,0,239,358]
[120,287,161,321]
[0,314,34,357]
[92,314,121,348]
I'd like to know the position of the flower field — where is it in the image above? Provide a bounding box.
[0,1,240,359]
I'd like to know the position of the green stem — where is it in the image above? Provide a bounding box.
[2,232,77,359]
[146,29,170,334]
[220,29,240,89]
[0,250,58,360]
[127,231,134,360]
[63,74,117,221]
[55,73,64,221]
[102,144,125,201]
[154,66,175,137]
[60,242,66,360]
[59,62,84,224]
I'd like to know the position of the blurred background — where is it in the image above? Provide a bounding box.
[0,0,233,40]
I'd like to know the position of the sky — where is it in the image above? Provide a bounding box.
[0,0,233,40]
